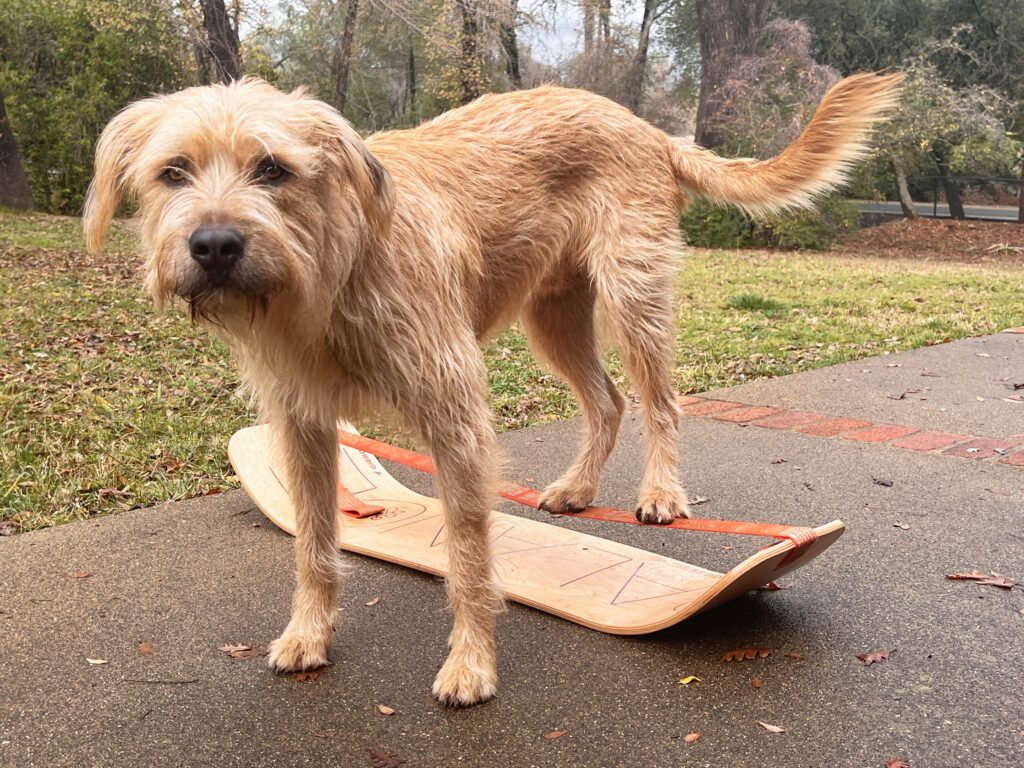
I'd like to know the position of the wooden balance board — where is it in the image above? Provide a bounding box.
[228,424,845,635]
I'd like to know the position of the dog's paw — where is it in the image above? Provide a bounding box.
[538,482,594,515]
[432,652,497,708]
[267,629,331,673]
[635,487,690,524]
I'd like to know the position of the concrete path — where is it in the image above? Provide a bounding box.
[2,334,1023,767]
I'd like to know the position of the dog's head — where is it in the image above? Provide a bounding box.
[84,78,393,326]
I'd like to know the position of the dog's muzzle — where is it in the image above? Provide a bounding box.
[188,226,245,285]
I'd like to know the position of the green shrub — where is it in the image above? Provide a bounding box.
[678,198,754,248]
[680,195,861,251]
[760,196,862,250]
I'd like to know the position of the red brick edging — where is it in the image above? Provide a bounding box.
[677,395,1024,468]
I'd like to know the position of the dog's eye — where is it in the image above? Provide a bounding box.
[161,166,189,185]
[254,161,289,184]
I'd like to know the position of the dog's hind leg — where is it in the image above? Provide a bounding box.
[406,349,502,706]
[593,233,689,524]
[522,275,626,513]
[266,416,342,672]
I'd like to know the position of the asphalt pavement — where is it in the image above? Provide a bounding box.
[851,200,1020,222]
[2,334,1022,768]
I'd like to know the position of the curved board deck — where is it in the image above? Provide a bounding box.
[228,424,845,635]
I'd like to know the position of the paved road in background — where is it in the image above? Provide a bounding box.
[852,199,1020,222]
[3,333,1023,767]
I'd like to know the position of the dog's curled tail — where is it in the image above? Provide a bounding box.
[671,72,902,216]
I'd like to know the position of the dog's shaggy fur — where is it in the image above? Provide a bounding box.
[84,73,900,706]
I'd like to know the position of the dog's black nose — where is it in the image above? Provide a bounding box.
[188,227,245,274]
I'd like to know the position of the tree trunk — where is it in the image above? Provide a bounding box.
[499,0,522,90]
[1018,151,1023,225]
[598,0,611,44]
[0,91,34,210]
[407,36,417,117]
[200,0,242,83]
[583,1,595,53]
[625,0,660,113]
[932,150,965,220]
[332,0,360,114]
[694,0,774,149]
[889,154,918,219]
[455,0,482,105]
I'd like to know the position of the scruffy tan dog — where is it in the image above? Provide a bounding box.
[84,72,899,706]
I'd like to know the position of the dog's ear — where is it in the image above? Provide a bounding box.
[307,101,395,238]
[83,98,161,253]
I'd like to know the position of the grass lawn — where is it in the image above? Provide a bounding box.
[2,209,1022,532]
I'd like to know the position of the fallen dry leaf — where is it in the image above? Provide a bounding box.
[885,760,909,768]
[364,597,380,607]
[872,477,894,488]
[977,573,1016,589]
[945,570,988,581]
[678,675,701,686]
[721,648,775,662]
[544,730,567,740]
[751,676,763,689]
[857,649,894,666]
[376,704,395,716]
[218,643,269,660]
[684,732,701,743]
[770,457,787,464]
[86,658,109,665]
[71,570,92,579]
[758,721,785,733]
[760,581,789,591]
[690,496,709,505]
[893,522,910,530]
[293,669,321,682]
[137,642,153,656]
[784,652,804,661]
[946,570,1017,589]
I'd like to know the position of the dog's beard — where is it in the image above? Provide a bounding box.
[185,288,271,328]
[163,243,284,328]
[166,259,277,329]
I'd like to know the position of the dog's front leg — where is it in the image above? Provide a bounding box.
[267,416,341,672]
[417,405,502,707]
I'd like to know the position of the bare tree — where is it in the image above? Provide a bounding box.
[455,0,482,104]
[598,0,611,43]
[499,0,522,89]
[582,0,595,52]
[694,0,773,148]
[0,91,34,210]
[332,0,361,113]
[625,0,673,113]
[201,0,243,83]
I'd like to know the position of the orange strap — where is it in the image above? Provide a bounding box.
[336,430,817,554]
[337,484,386,518]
